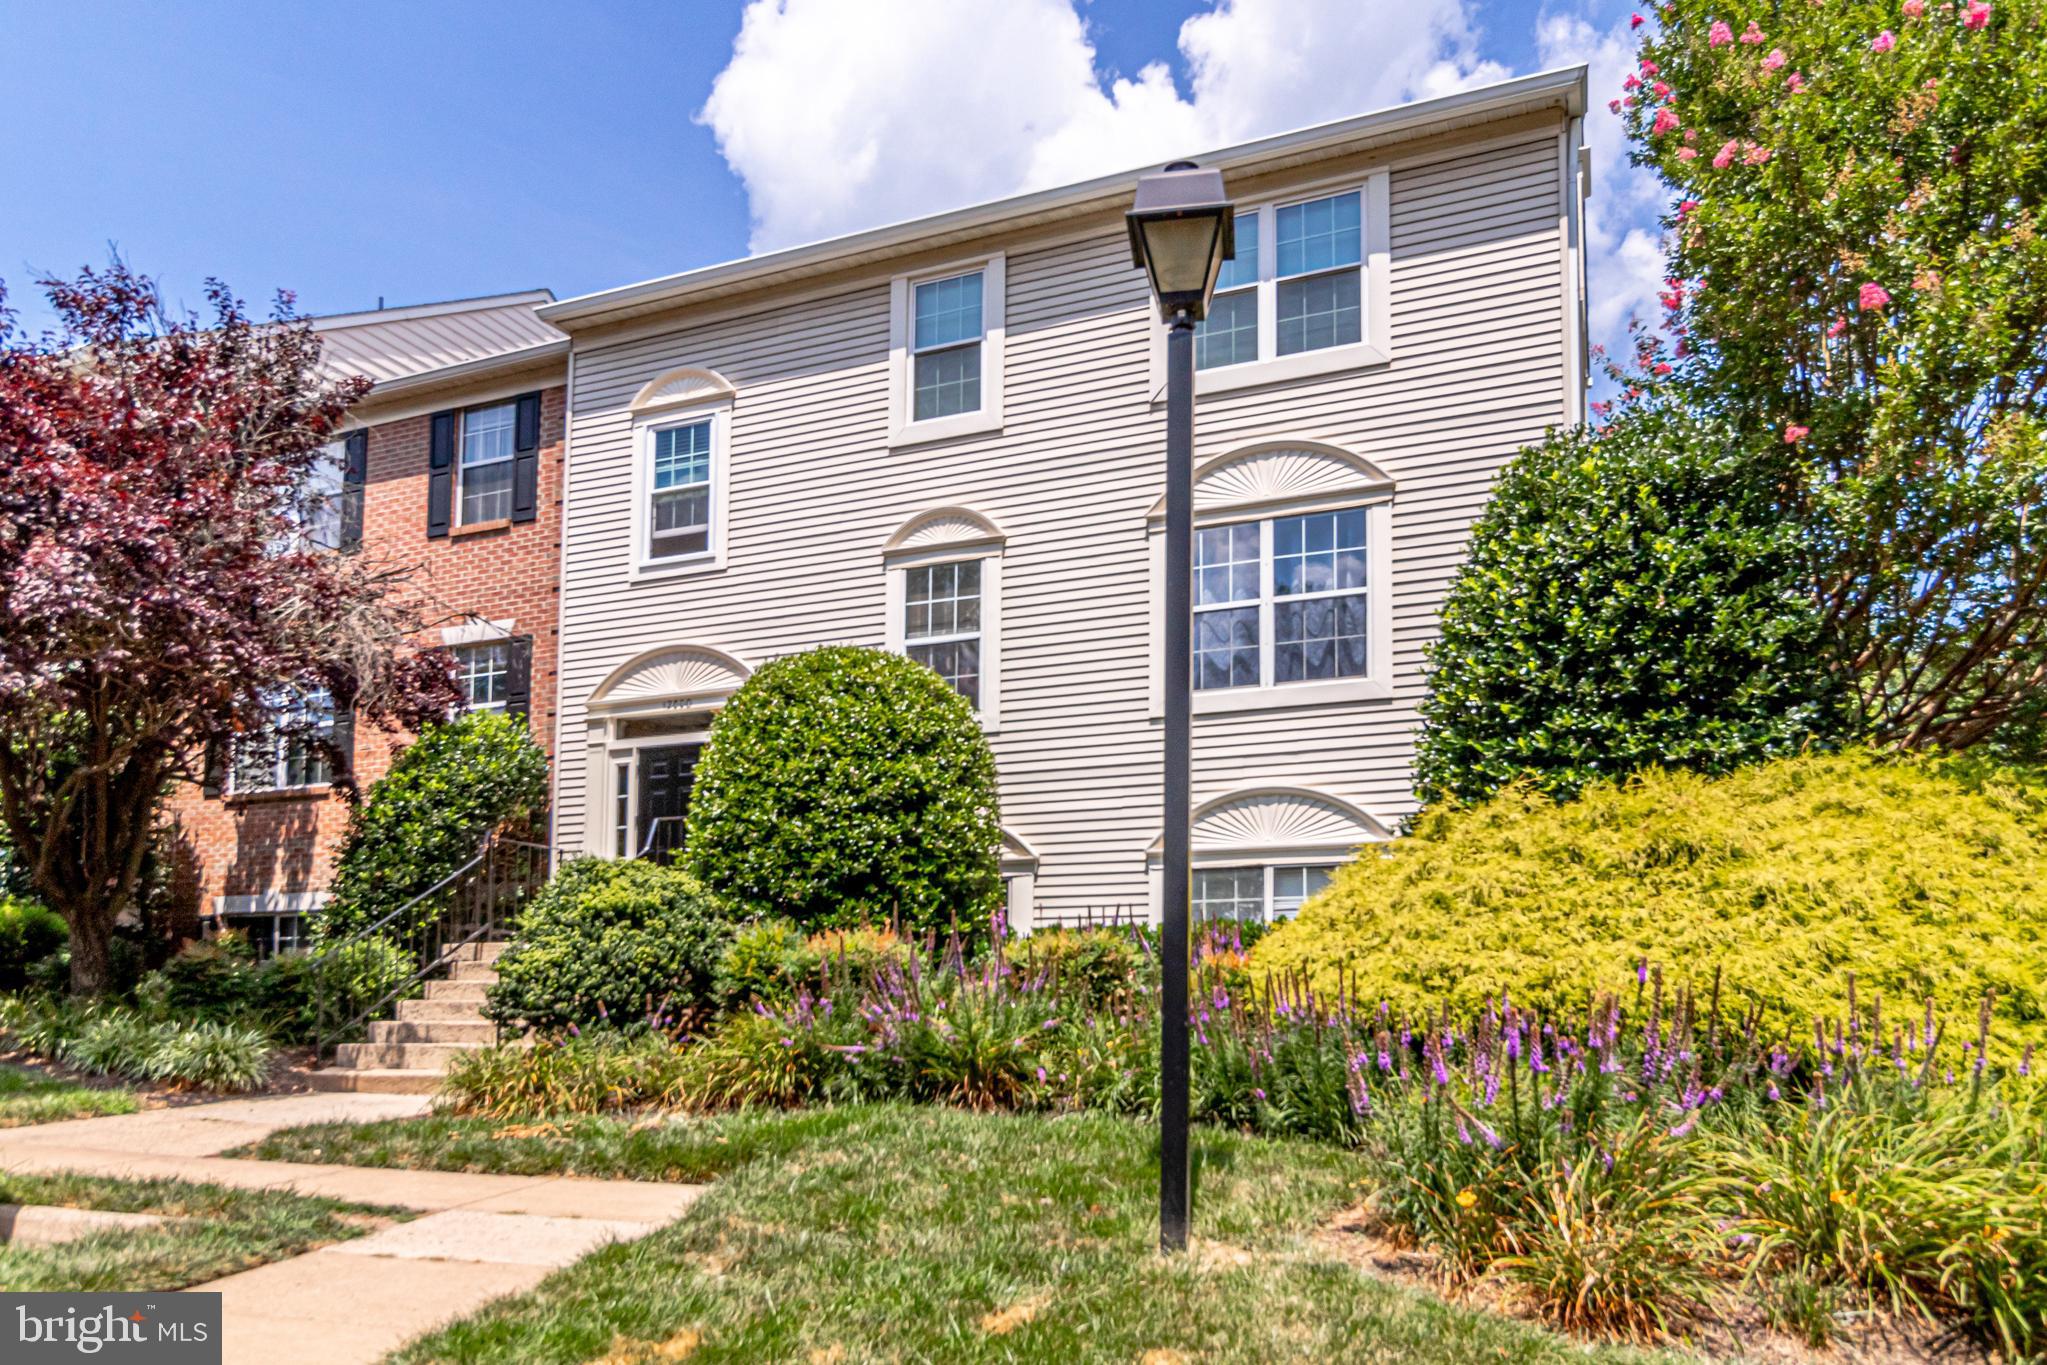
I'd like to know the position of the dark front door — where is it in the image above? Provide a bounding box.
[636,744,700,860]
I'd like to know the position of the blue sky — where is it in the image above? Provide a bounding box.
[0,0,1657,349]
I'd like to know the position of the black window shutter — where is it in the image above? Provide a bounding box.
[328,704,355,783]
[339,429,368,552]
[201,738,226,799]
[427,411,456,538]
[504,635,534,719]
[511,392,542,524]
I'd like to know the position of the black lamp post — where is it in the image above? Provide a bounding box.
[1126,160,1233,1256]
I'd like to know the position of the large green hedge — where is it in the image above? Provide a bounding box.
[484,858,732,1032]
[1256,752,2047,1051]
[682,646,1002,934]
[1415,406,1839,806]
[318,711,549,939]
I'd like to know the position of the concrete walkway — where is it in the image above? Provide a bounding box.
[0,1091,707,1364]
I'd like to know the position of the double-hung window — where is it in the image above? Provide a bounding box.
[913,273,983,421]
[454,641,509,711]
[890,256,1005,445]
[299,439,349,550]
[1172,174,1388,392]
[904,560,982,708]
[1191,506,1374,695]
[232,690,335,793]
[1194,212,1260,370]
[458,401,517,525]
[648,419,713,562]
[1194,864,1335,924]
[1274,191,1363,355]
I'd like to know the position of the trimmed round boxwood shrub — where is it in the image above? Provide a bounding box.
[1254,751,2047,1051]
[1415,406,1840,807]
[484,858,732,1032]
[319,711,549,938]
[683,646,1002,934]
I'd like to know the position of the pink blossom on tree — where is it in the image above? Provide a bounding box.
[1963,1,1991,28]
[1872,29,1897,52]
[1740,20,1765,43]
[1712,139,1741,168]
[1653,107,1681,135]
[1859,282,1892,310]
[1709,20,1734,45]
[1763,47,1787,69]
[1783,424,1810,443]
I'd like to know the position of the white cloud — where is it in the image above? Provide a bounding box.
[700,0,1510,252]
[1535,10,1670,373]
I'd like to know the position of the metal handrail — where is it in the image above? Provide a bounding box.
[637,815,687,859]
[308,833,554,1064]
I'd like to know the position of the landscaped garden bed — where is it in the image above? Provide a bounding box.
[0,1170,399,1291]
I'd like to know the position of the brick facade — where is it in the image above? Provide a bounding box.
[162,383,567,929]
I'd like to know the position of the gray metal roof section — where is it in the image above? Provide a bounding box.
[314,289,567,388]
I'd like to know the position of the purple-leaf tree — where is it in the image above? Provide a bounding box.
[0,264,458,993]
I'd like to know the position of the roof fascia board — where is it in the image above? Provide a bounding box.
[539,67,1586,331]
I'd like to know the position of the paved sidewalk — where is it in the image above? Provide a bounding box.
[0,1091,706,1363]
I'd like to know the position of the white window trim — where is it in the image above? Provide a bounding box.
[1191,860,1342,924]
[228,691,335,795]
[1147,171,1392,400]
[453,639,512,713]
[629,399,732,581]
[456,401,518,527]
[1149,491,1394,717]
[884,541,1002,733]
[887,253,1006,448]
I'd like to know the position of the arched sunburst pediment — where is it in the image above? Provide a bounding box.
[883,506,1006,556]
[1149,787,1390,855]
[1148,440,1392,519]
[629,366,737,415]
[589,645,751,708]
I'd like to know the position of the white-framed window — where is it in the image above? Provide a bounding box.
[223,911,310,959]
[1150,443,1394,716]
[231,690,334,793]
[454,641,510,712]
[888,254,1005,447]
[1195,507,1370,693]
[904,559,983,709]
[297,438,350,550]
[1193,863,1336,923]
[1155,172,1390,397]
[883,508,1005,730]
[612,759,633,858]
[630,403,730,578]
[457,401,517,525]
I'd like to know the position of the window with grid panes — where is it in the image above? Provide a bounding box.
[1275,191,1363,355]
[911,272,984,421]
[1193,508,1369,690]
[904,559,982,707]
[455,641,510,711]
[648,419,713,561]
[458,402,517,524]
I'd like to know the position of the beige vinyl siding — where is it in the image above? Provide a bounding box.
[554,130,1568,916]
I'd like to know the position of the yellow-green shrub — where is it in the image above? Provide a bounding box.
[1255,752,2047,1052]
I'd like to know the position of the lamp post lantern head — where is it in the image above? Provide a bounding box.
[1127,160,1235,323]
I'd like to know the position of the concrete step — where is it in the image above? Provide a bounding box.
[441,939,513,964]
[333,1040,490,1071]
[306,1067,443,1095]
[395,997,491,1024]
[422,980,492,1003]
[367,1019,499,1046]
[446,960,501,983]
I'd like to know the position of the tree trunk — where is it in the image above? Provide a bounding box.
[65,911,115,996]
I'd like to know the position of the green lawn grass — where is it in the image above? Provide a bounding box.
[0,1064,139,1127]
[0,1171,393,1291]
[231,1108,866,1182]
[387,1105,1673,1364]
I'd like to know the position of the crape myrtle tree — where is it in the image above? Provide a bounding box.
[1619,0,2047,751]
[0,265,458,993]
